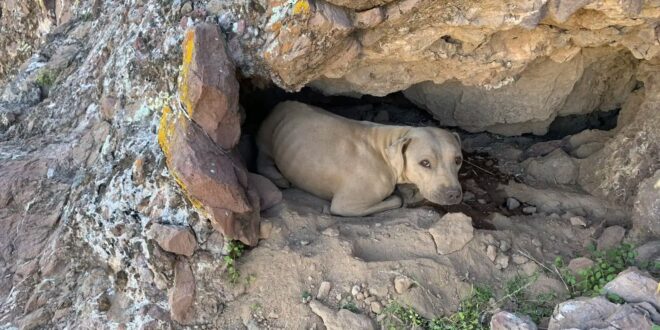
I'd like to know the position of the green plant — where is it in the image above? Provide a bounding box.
[501,274,556,324]
[35,69,57,89]
[558,243,639,298]
[223,240,245,284]
[430,286,493,330]
[340,300,361,314]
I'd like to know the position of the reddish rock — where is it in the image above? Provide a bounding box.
[248,173,283,211]
[567,257,594,281]
[354,7,384,29]
[150,224,197,257]
[169,260,195,324]
[179,24,241,149]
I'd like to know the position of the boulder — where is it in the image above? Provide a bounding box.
[179,24,241,149]
[523,149,578,185]
[549,297,655,330]
[428,213,474,254]
[602,268,659,310]
[150,224,197,257]
[490,311,537,330]
[308,300,374,330]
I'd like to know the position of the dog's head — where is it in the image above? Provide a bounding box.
[387,127,463,205]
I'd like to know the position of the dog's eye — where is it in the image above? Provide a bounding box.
[455,156,463,165]
[419,159,431,168]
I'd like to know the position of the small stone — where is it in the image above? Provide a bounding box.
[322,227,340,237]
[495,255,510,269]
[150,224,197,257]
[428,213,474,255]
[370,302,383,314]
[522,206,537,214]
[597,226,625,251]
[522,262,540,276]
[569,216,588,227]
[507,197,520,210]
[336,293,342,301]
[259,220,273,240]
[532,238,542,247]
[478,198,487,204]
[394,276,414,294]
[169,260,195,323]
[463,191,476,202]
[550,235,556,241]
[512,254,528,265]
[354,7,384,29]
[499,240,511,252]
[364,296,376,304]
[317,281,332,300]
[351,285,361,296]
[301,240,310,246]
[180,1,193,15]
[486,245,497,262]
[356,293,364,300]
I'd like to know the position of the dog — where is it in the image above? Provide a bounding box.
[256,101,463,216]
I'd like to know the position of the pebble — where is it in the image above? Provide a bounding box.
[569,216,587,227]
[351,285,361,296]
[531,238,542,247]
[301,240,310,246]
[364,296,376,304]
[336,293,342,301]
[317,281,331,300]
[499,240,511,252]
[522,206,537,214]
[371,302,383,314]
[512,254,528,265]
[463,191,476,202]
[321,228,339,237]
[486,245,497,262]
[478,198,487,204]
[394,276,414,294]
[506,197,520,210]
[356,293,365,300]
[495,255,510,269]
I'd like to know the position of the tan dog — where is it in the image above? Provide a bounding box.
[257,101,463,216]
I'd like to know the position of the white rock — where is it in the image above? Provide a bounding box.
[317,281,332,300]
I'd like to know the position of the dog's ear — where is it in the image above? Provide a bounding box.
[387,136,411,182]
[452,132,461,146]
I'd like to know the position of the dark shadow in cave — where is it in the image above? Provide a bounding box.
[238,80,623,230]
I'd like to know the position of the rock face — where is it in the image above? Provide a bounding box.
[158,24,260,246]
[428,212,474,255]
[630,170,660,240]
[602,268,659,310]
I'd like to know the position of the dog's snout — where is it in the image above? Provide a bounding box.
[446,187,462,204]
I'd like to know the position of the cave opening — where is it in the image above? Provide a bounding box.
[237,77,630,230]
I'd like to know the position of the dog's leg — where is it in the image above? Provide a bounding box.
[257,150,290,188]
[330,194,402,217]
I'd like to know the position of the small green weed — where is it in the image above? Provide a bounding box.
[340,300,361,314]
[223,240,245,284]
[502,274,556,324]
[35,69,57,89]
[301,290,312,303]
[556,243,641,298]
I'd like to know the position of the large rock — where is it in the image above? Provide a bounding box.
[490,311,537,330]
[602,268,659,310]
[579,59,660,205]
[179,24,241,150]
[158,106,259,245]
[523,149,578,185]
[549,296,657,330]
[309,300,374,330]
[630,170,660,240]
[428,212,474,255]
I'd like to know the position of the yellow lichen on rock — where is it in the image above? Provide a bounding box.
[180,29,196,117]
[293,0,310,15]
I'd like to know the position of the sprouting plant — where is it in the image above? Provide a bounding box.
[35,69,57,89]
[223,240,245,284]
[340,300,361,314]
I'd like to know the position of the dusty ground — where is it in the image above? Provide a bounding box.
[214,149,609,329]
